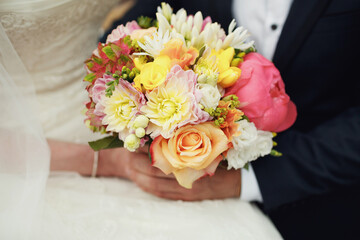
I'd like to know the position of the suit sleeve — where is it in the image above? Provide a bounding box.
[252,106,360,211]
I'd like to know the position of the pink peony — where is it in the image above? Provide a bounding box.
[225,53,297,132]
[106,20,141,43]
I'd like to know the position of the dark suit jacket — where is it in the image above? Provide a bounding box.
[103,1,360,237]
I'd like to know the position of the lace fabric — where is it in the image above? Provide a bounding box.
[43,173,282,240]
[0,0,282,238]
[0,0,118,143]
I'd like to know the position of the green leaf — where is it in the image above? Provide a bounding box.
[243,163,250,171]
[137,16,156,29]
[147,138,153,163]
[86,62,94,70]
[84,73,97,83]
[194,45,206,65]
[93,57,103,65]
[102,46,116,61]
[88,136,124,151]
[111,44,123,57]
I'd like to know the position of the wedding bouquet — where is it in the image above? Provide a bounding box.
[83,3,297,188]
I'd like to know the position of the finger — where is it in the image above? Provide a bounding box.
[130,155,175,179]
[131,171,182,193]
[155,191,199,201]
[136,144,149,154]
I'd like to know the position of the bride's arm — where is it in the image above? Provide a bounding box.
[48,139,142,178]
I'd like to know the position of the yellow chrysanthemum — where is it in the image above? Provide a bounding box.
[194,48,219,86]
[141,65,201,139]
[102,80,144,139]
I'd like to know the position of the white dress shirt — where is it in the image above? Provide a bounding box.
[232,0,293,202]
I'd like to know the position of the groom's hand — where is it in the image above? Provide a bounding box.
[127,156,241,201]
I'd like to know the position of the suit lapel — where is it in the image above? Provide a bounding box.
[272,0,331,73]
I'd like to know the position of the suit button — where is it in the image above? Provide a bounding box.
[271,24,278,30]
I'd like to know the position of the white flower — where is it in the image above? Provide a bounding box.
[254,130,273,157]
[137,28,171,57]
[124,134,140,152]
[227,146,255,169]
[222,20,255,50]
[227,120,273,170]
[156,4,254,51]
[196,83,221,110]
[157,2,173,22]
[231,120,258,150]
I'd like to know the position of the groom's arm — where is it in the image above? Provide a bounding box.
[252,106,360,211]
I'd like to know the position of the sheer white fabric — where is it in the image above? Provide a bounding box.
[0,22,49,239]
[0,0,282,239]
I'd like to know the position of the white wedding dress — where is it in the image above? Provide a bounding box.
[0,0,282,239]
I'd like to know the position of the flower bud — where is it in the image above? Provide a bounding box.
[135,127,146,138]
[124,134,140,152]
[218,67,241,88]
[133,115,149,129]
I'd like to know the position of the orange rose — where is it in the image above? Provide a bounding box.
[159,39,199,69]
[150,122,229,188]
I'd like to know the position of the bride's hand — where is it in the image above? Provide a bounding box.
[127,156,242,201]
[97,147,148,179]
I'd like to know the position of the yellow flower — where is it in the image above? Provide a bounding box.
[216,47,235,72]
[218,67,242,88]
[102,80,144,139]
[133,56,147,71]
[194,48,219,86]
[141,65,200,139]
[212,47,241,88]
[133,55,171,91]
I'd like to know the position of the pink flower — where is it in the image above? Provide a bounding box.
[225,53,297,132]
[91,75,113,118]
[126,20,142,32]
[106,21,141,43]
[142,65,211,139]
[165,65,211,126]
[201,16,212,31]
[92,75,113,104]
[85,101,104,128]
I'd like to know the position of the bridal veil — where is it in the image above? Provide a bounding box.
[0,16,50,240]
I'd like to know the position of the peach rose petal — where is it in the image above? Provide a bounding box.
[173,155,223,189]
[192,123,229,169]
[151,123,230,188]
[150,137,175,174]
